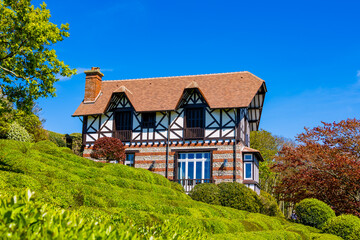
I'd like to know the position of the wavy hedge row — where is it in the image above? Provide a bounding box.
[0,139,341,239]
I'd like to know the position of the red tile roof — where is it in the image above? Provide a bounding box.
[73,71,266,116]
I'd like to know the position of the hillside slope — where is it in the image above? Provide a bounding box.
[0,140,340,239]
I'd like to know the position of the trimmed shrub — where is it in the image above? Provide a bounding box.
[15,111,47,142]
[69,132,83,156]
[91,137,125,162]
[170,180,185,193]
[260,190,284,217]
[48,131,66,147]
[295,198,335,229]
[6,122,32,142]
[189,183,220,205]
[322,214,360,240]
[218,182,262,213]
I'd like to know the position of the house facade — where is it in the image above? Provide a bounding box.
[73,67,266,193]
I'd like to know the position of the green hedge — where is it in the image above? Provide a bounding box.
[0,189,206,239]
[218,182,262,213]
[48,131,66,147]
[322,214,360,240]
[0,139,341,239]
[260,190,284,217]
[190,184,283,217]
[189,183,221,205]
[295,198,335,229]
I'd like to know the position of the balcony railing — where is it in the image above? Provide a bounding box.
[173,178,214,193]
[113,130,132,142]
[184,127,204,140]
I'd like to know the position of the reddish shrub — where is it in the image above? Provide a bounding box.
[90,137,125,162]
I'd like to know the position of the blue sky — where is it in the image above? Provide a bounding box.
[35,0,360,139]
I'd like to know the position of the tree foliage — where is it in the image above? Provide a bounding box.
[0,0,76,111]
[90,137,126,162]
[0,105,47,141]
[250,130,278,193]
[272,118,360,216]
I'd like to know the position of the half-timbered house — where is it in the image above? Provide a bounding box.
[73,67,267,193]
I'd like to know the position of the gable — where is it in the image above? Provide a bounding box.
[105,93,133,112]
[177,88,208,108]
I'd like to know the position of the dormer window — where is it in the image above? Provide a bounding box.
[184,107,205,139]
[142,112,156,128]
[185,108,204,128]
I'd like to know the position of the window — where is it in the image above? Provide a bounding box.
[141,112,156,128]
[114,111,132,130]
[244,162,252,179]
[185,108,204,128]
[125,153,135,167]
[177,152,211,180]
[244,154,253,161]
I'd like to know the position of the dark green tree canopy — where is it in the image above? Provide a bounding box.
[0,0,76,111]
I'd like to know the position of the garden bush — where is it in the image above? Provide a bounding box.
[218,182,262,213]
[189,183,220,205]
[295,198,335,229]
[260,190,284,217]
[15,110,47,142]
[69,132,83,156]
[48,131,66,147]
[170,181,185,193]
[91,137,125,162]
[322,214,360,240]
[6,121,32,142]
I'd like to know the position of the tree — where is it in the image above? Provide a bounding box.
[0,0,76,112]
[90,137,126,163]
[250,130,278,193]
[272,119,360,216]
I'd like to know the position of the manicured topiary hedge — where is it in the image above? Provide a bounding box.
[190,183,278,214]
[218,182,263,213]
[260,190,284,218]
[189,183,220,205]
[295,198,335,229]
[322,214,360,240]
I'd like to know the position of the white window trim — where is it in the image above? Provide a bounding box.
[178,152,210,180]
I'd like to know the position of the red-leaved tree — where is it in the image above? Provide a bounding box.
[272,118,360,216]
[90,137,125,163]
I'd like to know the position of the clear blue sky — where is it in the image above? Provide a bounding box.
[36,0,360,139]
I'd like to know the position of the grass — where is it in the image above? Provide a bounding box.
[0,140,341,239]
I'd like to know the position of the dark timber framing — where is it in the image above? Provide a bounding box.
[82,87,264,146]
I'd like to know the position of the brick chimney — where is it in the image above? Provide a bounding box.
[84,67,103,102]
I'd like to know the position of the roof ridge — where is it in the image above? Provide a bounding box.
[102,71,252,83]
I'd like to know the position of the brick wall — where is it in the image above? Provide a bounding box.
[84,141,245,184]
